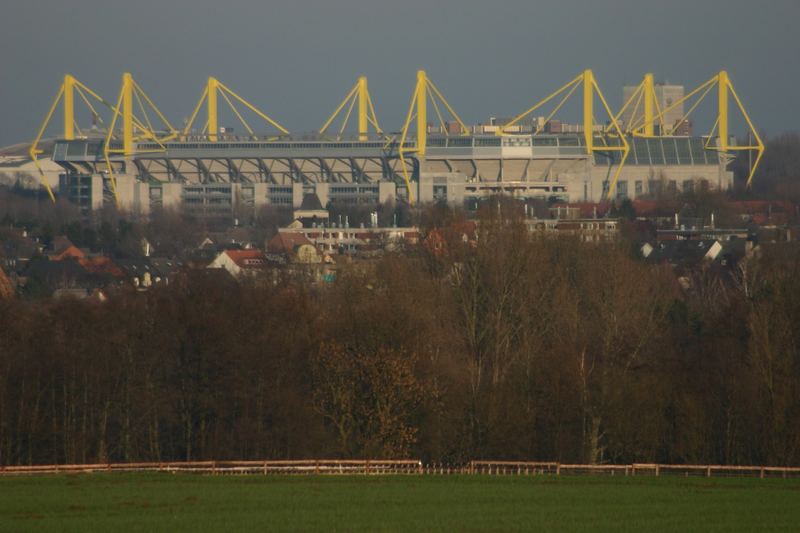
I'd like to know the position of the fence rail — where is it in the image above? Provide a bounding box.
[0,460,423,476]
[2,460,799,479]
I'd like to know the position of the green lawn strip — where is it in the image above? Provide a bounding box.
[0,474,797,532]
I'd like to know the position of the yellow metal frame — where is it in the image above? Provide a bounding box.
[397,70,468,203]
[501,70,630,200]
[628,71,764,187]
[613,73,665,137]
[29,74,115,201]
[320,77,382,141]
[182,77,289,140]
[103,73,178,208]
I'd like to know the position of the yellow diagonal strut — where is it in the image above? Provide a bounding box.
[103,73,177,208]
[30,74,115,202]
[183,77,289,139]
[502,70,629,200]
[630,71,764,188]
[397,70,468,204]
[320,76,382,141]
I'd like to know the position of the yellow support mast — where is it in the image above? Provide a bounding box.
[397,70,468,203]
[583,70,594,152]
[416,71,427,157]
[319,76,382,141]
[183,77,289,140]
[357,77,369,139]
[501,70,629,200]
[612,73,663,137]
[718,71,729,151]
[30,74,113,202]
[63,75,75,141]
[208,77,219,141]
[629,70,764,187]
[643,73,655,137]
[103,73,177,208]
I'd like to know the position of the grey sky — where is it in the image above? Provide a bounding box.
[0,0,797,147]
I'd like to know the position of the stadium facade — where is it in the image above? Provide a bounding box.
[50,132,732,215]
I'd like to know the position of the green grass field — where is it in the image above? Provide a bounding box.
[1,473,798,532]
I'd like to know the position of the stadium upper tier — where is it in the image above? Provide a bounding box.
[52,134,720,168]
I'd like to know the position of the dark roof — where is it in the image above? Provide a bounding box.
[116,257,181,279]
[50,236,76,255]
[267,232,313,254]
[23,257,109,289]
[646,240,718,265]
[298,193,324,211]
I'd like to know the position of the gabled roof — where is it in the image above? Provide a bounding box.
[646,239,721,265]
[268,232,313,254]
[50,245,86,261]
[50,236,76,255]
[298,193,324,211]
[78,256,125,278]
[224,249,268,269]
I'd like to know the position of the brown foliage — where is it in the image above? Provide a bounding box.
[1,224,799,466]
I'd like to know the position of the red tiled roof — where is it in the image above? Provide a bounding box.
[268,232,313,254]
[51,245,86,261]
[78,256,125,278]
[730,200,795,214]
[224,249,268,269]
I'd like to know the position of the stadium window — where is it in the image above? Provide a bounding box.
[616,180,628,200]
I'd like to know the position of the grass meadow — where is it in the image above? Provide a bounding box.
[1,473,798,531]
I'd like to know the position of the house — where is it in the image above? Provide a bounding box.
[424,221,478,256]
[207,249,270,278]
[78,256,125,279]
[274,227,419,257]
[642,239,723,267]
[116,258,181,288]
[267,232,315,255]
[0,228,44,273]
[293,193,329,228]
[22,257,102,294]
[48,236,86,261]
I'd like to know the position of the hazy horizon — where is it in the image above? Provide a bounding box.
[0,0,797,147]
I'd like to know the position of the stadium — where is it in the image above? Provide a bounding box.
[22,69,762,216]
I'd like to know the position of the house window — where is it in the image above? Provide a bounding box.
[433,185,447,202]
[635,181,643,196]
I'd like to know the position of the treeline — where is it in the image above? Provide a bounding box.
[1,213,799,466]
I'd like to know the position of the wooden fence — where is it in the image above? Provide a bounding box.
[0,460,423,476]
[2,459,799,479]
[466,461,800,479]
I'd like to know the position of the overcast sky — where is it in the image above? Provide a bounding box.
[0,0,796,146]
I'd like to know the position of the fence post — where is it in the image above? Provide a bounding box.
[556,464,561,476]
[655,465,660,477]
[706,466,711,478]
[760,467,764,479]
